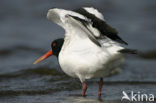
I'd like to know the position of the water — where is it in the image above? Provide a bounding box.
[0,0,156,103]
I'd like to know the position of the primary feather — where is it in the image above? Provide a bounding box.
[74,7,128,45]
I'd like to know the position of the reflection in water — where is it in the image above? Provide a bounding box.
[62,97,120,103]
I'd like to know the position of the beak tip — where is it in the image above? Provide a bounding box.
[33,62,37,65]
[33,60,40,65]
[33,50,52,65]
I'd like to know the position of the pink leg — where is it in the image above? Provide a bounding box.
[98,78,103,98]
[81,82,87,97]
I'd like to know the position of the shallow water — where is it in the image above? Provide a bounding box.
[0,0,156,103]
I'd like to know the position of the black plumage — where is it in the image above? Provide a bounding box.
[74,8,128,45]
[51,38,64,57]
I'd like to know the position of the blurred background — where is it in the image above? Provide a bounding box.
[0,0,156,103]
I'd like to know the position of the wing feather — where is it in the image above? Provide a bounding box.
[74,7,128,45]
[66,15,101,47]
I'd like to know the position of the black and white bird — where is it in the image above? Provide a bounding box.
[34,7,129,98]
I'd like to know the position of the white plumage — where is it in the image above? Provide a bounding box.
[32,7,129,98]
[83,7,105,20]
[47,7,125,83]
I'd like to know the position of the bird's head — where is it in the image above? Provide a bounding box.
[33,38,64,64]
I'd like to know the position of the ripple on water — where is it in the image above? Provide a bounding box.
[0,67,81,96]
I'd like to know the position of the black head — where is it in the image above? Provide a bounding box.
[33,38,64,64]
[51,38,64,57]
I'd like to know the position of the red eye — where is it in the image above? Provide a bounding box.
[52,43,56,47]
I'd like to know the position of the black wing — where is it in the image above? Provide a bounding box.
[74,7,128,45]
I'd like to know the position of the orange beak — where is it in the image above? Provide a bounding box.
[33,50,53,64]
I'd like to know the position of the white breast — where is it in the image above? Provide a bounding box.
[58,36,124,82]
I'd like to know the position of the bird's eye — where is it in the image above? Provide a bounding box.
[52,43,56,47]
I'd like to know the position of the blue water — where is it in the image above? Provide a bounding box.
[0,0,156,103]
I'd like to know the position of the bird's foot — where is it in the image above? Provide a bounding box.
[98,78,103,99]
[98,91,101,97]
[98,91,102,100]
[81,82,87,97]
[81,93,86,97]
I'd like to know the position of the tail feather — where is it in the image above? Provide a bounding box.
[118,48,138,54]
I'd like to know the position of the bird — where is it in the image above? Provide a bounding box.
[33,7,130,98]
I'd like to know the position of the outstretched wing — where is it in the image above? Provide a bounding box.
[74,7,128,45]
[66,15,101,47]
[47,8,101,47]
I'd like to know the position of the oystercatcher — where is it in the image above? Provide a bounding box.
[34,7,129,98]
